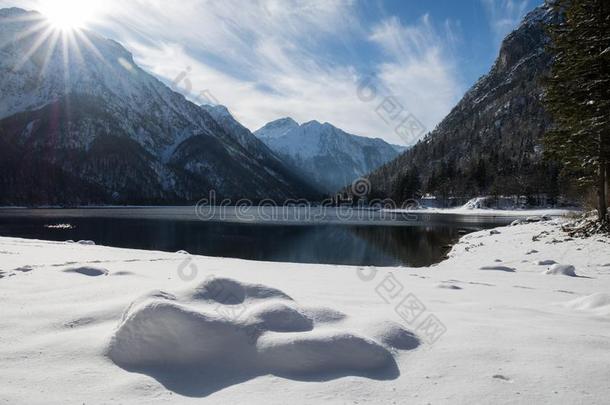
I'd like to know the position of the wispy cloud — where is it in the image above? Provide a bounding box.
[480,0,530,47]
[0,0,465,145]
[368,15,464,135]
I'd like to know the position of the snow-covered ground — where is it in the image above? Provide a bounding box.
[386,198,580,218]
[404,207,577,217]
[1,220,609,404]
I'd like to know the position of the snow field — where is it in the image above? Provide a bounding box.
[0,219,609,403]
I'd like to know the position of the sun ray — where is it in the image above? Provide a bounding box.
[73,29,112,70]
[13,25,56,71]
[0,18,49,51]
[0,0,111,93]
[37,28,62,81]
[61,29,72,94]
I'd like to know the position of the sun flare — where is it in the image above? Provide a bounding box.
[39,0,101,30]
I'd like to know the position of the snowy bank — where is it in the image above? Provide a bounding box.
[0,220,609,404]
[385,207,578,218]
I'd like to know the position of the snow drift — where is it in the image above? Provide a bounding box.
[544,264,578,277]
[107,277,417,393]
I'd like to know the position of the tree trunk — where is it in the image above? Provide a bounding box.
[599,159,608,223]
[606,161,610,206]
[605,161,610,222]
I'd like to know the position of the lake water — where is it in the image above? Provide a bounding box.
[0,207,511,267]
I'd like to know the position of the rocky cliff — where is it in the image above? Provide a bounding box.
[364,4,561,205]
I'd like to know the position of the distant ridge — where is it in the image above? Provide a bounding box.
[255,118,404,193]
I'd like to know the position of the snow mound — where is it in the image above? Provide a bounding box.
[107,277,410,390]
[191,277,292,304]
[366,321,421,350]
[436,283,462,290]
[63,266,109,277]
[565,293,610,315]
[120,290,177,321]
[544,264,577,277]
[245,301,313,332]
[258,330,393,376]
[77,240,96,246]
[437,283,462,290]
[480,265,516,272]
[109,301,253,368]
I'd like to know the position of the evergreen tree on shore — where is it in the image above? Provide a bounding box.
[544,0,610,222]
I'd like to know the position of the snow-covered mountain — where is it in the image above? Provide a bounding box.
[364,3,560,203]
[254,118,404,193]
[0,8,317,205]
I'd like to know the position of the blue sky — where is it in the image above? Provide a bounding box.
[1,0,543,144]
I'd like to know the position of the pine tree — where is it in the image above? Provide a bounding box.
[544,0,610,222]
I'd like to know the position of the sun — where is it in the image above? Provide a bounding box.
[39,0,101,30]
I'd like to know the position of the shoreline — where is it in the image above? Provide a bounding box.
[0,206,580,227]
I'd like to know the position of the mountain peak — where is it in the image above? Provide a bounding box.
[255,117,403,192]
[254,117,299,139]
[520,1,556,27]
[271,117,299,127]
[201,104,232,119]
[301,120,326,129]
